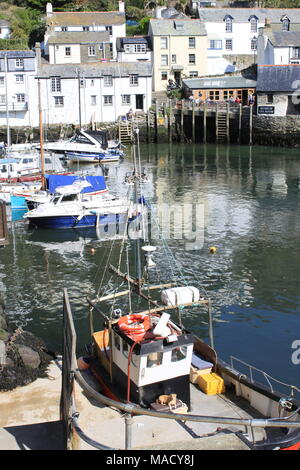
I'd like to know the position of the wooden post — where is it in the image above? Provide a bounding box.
[168,98,172,143]
[0,201,8,247]
[215,102,219,142]
[154,99,158,143]
[203,101,207,143]
[181,99,184,142]
[249,103,253,146]
[146,110,151,143]
[226,101,230,144]
[238,103,242,144]
[192,100,195,142]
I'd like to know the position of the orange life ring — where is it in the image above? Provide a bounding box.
[118,314,151,336]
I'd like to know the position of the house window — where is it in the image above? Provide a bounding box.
[80,78,86,88]
[88,46,96,56]
[267,94,273,104]
[282,18,290,31]
[15,74,24,83]
[189,54,196,64]
[65,47,71,56]
[124,44,146,53]
[83,26,90,31]
[122,94,131,105]
[161,71,168,80]
[209,40,222,49]
[16,94,25,103]
[189,37,196,48]
[251,38,257,50]
[105,25,112,35]
[61,26,67,32]
[91,79,95,86]
[250,17,257,32]
[54,96,64,107]
[189,71,198,77]
[91,95,97,106]
[51,77,61,93]
[171,54,176,64]
[0,95,5,104]
[225,17,232,33]
[161,37,168,49]
[225,39,233,50]
[103,95,112,105]
[292,47,300,59]
[209,90,220,101]
[129,74,138,86]
[103,75,113,87]
[0,77,4,86]
[15,58,24,69]
[161,54,168,66]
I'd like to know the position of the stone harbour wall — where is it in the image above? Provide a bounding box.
[253,115,300,146]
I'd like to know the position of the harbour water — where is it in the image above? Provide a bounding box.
[1,142,300,395]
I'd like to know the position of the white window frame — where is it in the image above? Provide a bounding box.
[54,96,64,107]
[15,58,24,69]
[161,54,168,66]
[188,54,196,65]
[65,47,71,56]
[129,74,138,86]
[225,39,233,50]
[103,95,113,106]
[91,95,97,106]
[0,76,4,86]
[122,94,131,106]
[16,93,25,103]
[225,18,233,33]
[189,37,196,48]
[51,77,61,93]
[15,74,24,84]
[0,94,6,104]
[103,75,113,87]
[250,18,257,33]
[88,46,96,56]
[161,37,168,49]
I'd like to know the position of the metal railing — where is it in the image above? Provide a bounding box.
[61,289,300,450]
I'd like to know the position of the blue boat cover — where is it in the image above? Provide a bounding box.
[45,174,107,194]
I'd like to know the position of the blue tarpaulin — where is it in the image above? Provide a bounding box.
[45,175,107,194]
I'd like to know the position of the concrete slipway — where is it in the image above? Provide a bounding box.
[0,358,249,450]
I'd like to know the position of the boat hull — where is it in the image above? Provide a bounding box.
[27,212,132,229]
[66,151,121,163]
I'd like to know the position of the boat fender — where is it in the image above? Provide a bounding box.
[77,356,90,370]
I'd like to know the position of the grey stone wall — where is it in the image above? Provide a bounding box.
[254,115,300,146]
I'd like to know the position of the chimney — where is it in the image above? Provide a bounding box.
[264,17,271,28]
[35,42,41,70]
[46,2,53,17]
[119,0,125,13]
[155,7,164,18]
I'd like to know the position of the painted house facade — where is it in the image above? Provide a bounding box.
[197,8,300,74]
[116,36,152,63]
[0,50,37,127]
[149,17,207,92]
[44,1,126,60]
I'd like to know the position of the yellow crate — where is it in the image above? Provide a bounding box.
[190,366,212,384]
[197,372,225,395]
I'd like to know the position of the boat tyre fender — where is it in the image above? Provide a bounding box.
[118,314,151,335]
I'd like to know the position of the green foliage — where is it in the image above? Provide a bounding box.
[10,8,45,46]
[126,16,151,36]
[0,38,29,49]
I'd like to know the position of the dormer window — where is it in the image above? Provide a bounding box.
[281,16,290,31]
[224,16,233,33]
[249,16,258,33]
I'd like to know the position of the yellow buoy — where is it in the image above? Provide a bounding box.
[209,246,217,254]
[91,248,95,255]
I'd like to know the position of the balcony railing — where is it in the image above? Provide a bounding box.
[0,101,28,112]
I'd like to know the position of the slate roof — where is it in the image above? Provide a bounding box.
[256,65,300,92]
[183,75,257,90]
[116,36,152,51]
[46,11,125,27]
[268,31,300,46]
[149,18,206,36]
[0,50,35,58]
[47,31,110,44]
[198,8,300,23]
[37,62,152,78]
[0,20,10,27]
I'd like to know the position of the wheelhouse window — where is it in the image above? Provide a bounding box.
[171,346,188,362]
[147,352,163,368]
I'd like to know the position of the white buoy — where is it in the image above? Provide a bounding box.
[142,245,157,268]
[153,312,171,337]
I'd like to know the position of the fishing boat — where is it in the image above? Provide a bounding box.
[66,132,300,451]
[23,175,141,230]
[65,149,123,164]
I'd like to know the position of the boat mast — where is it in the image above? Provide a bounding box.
[5,53,11,149]
[77,69,82,130]
[38,78,46,190]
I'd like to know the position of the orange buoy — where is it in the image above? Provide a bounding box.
[118,314,151,341]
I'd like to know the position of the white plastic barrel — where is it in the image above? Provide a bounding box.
[153,312,171,337]
[161,286,200,306]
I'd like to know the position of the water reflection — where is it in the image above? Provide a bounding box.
[1,143,300,387]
